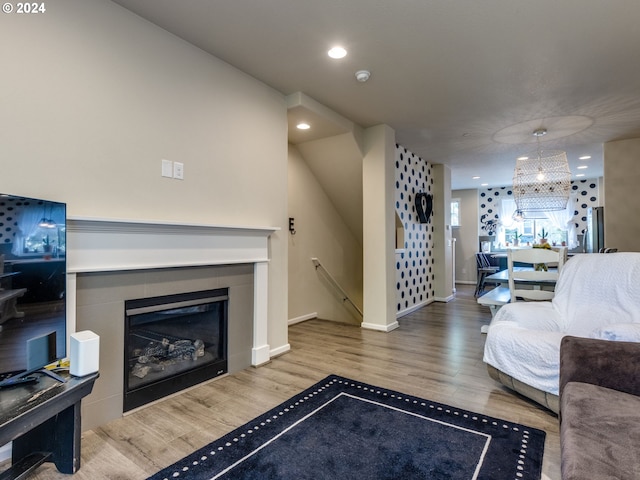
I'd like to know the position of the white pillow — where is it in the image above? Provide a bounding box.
[589,323,640,342]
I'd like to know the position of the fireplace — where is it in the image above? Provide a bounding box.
[123,288,228,412]
[65,218,279,430]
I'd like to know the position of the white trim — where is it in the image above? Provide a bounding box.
[396,298,434,318]
[361,321,400,332]
[434,294,455,303]
[288,312,318,326]
[270,343,291,358]
[66,217,277,367]
[67,217,278,273]
[252,262,270,366]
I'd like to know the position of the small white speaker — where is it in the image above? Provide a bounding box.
[70,330,100,377]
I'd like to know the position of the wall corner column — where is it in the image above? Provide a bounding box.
[432,164,455,301]
[252,261,271,365]
[361,124,398,332]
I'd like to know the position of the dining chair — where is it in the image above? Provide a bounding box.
[474,252,500,297]
[507,247,567,302]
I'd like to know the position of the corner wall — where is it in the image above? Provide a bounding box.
[452,189,479,284]
[0,1,289,364]
[394,145,436,315]
[288,145,363,324]
[604,137,640,252]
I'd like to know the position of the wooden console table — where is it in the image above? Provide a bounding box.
[0,371,98,479]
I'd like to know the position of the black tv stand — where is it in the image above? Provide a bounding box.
[0,371,98,478]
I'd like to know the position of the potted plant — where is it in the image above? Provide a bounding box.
[538,228,548,245]
[513,231,521,247]
[42,235,52,252]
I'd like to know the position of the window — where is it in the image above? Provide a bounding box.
[505,219,568,247]
[451,199,460,227]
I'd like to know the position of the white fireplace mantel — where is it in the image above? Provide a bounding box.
[65,216,279,366]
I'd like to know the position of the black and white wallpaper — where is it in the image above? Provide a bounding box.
[479,179,601,236]
[395,144,435,315]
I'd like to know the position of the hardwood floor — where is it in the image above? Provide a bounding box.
[26,284,560,479]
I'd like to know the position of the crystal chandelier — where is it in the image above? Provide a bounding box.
[512,128,571,212]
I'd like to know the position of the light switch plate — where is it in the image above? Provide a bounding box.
[173,162,184,180]
[161,159,173,178]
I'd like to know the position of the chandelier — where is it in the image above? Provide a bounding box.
[512,128,571,212]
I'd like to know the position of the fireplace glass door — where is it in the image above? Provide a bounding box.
[124,288,228,411]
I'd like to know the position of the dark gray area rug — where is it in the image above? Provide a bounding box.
[148,375,545,480]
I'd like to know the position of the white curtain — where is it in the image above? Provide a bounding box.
[545,195,579,249]
[11,206,43,255]
[497,198,517,245]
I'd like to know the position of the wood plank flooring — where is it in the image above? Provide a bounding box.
[22,284,560,479]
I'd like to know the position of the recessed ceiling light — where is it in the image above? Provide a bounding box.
[517,156,529,161]
[472,176,480,180]
[328,46,347,59]
[577,165,588,169]
[481,183,489,186]
[579,155,591,160]
[296,123,310,130]
[576,174,585,177]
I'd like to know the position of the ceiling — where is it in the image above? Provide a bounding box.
[111,0,640,190]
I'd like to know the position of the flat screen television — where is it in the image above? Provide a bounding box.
[0,193,66,386]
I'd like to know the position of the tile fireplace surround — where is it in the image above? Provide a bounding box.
[66,217,278,430]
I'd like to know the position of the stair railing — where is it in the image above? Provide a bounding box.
[311,257,363,318]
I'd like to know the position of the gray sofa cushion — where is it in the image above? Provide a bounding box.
[561,381,640,480]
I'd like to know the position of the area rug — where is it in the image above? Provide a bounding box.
[148,375,545,480]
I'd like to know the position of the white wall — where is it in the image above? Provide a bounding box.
[0,0,289,353]
[604,137,640,252]
[288,145,363,324]
[432,164,454,301]
[452,189,479,284]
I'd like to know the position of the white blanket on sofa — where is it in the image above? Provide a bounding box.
[483,252,640,396]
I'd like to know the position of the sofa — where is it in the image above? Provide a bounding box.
[483,252,640,413]
[559,335,640,479]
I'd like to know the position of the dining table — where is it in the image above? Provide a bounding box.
[484,266,559,287]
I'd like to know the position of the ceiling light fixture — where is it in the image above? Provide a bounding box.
[577,165,588,169]
[472,176,480,180]
[579,155,591,160]
[328,46,347,59]
[512,128,572,213]
[512,209,525,222]
[296,123,310,130]
[576,174,585,177]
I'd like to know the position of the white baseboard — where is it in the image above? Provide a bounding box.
[434,294,455,303]
[270,343,291,358]
[455,280,476,285]
[288,312,318,326]
[361,321,399,332]
[396,298,434,318]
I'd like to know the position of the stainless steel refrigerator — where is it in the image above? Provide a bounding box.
[585,206,605,253]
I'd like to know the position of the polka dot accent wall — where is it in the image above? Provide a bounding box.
[395,144,435,315]
[479,179,601,236]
